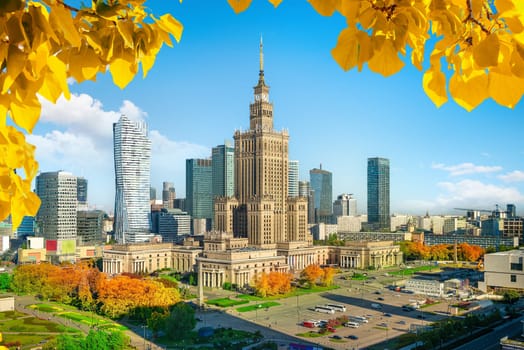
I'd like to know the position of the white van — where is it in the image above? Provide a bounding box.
[345,322,360,328]
[371,303,382,309]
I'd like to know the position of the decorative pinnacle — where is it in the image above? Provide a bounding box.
[260,35,264,73]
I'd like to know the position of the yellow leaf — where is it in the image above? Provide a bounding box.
[227,0,253,14]
[488,71,524,108]
[308,0,339,16]
[141,53,157,79]
[38,69,63,103]
[116,20,135,49]
[367,40,405,77]
[337,0,360,25]
[69,47,101,83]
[47,56,70,100]
[331,28,372,71]
[49,3,82,47]
[449,71,489,111]
[473,34,500,68]
[423,67,448,107]
[12,190,41,229]
[268,0,283,7]
[158,14,183,43]
[2,46,26,94]
[0,95,8,127]
[10,94,41,133]
[109,57,137,89]
[331,28,359,71]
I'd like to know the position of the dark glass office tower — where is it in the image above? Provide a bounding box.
[367,157,390,230]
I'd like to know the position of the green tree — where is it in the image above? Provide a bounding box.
[164,302,196,340]
[0,273,11,291]
[502,290,520,304]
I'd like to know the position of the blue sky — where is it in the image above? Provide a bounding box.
[29,0,524,216]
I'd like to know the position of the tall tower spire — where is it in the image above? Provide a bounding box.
[258,36,265,86]
[260,36,264,73]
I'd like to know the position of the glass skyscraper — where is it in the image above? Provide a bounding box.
[288,160,299,197]
[113,115,152,243]
[212,142,235,198]
[186,158,213,225]
[310,166,333,224]
[367,157,390,230]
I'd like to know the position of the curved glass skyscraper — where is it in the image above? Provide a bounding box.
[113,115,152,243]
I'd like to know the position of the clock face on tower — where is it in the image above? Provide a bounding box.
[262,93,268,102]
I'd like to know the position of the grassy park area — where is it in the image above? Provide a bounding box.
[236,301,280,312]
[0,310,80,349]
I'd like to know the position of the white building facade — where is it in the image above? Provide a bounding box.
[113,115,152,243]
[35,171,78,240]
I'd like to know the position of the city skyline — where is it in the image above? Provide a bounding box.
[27,1,524,216]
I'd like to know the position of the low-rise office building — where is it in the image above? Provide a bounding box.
[479,249,524,293]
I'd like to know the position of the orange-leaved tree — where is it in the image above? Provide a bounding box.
[254,271,292,297]
[300,264,324,287]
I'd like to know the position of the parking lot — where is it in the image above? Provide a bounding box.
[232,272,452,349]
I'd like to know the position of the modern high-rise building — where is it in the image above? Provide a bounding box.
[299,180,315,224]
[212,142,235,198]
[367,157,390,230]
[288,160,299,198]
[113,115,152,243]
[77,210,104,245]
[76,177,88,207]
[174,198,186,212]
[150,187,157,201]
[158,208,191,242]
[214,39,308,246]
[186,158,213,232]
[310,166,333,224]
[162,182,176,209]
[507,204,516,218]
[333,193,357,217]
[35,171,78,241]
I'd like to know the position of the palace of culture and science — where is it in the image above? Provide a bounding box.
[102,41,402,292]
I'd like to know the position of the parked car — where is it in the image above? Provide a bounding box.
[346,335,359,340]
[377,297,385,301]
[384,313,392,317]
[331,335,342,340]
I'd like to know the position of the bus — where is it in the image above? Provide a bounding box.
[314,306,335,314]
[325,304,346,312]
[349,316,368,323]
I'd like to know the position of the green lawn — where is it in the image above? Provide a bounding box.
[296,331,323,338]
[206,298,249,307]
[0,316,79,333]
[0,310,25,320]
[58,311,128,331]
[236,285,339,301]
[388,265,440,276]
[236,301,280,312]
[29,303,65,313]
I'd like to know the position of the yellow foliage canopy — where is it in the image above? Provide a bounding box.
[0,0,183,227]
[229,0,524,111]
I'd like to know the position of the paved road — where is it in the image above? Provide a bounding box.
[454,315,524,350]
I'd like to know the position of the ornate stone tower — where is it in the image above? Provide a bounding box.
[214,39,308,248]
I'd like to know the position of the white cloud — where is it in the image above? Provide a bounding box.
[432,162,502,176]
[435,179,524,209]
[499,170,524,183]
[30,94,209,212]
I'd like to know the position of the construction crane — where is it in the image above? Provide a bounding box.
[454,206,503,251]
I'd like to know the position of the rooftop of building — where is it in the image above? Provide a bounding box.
[488,248,524,257]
